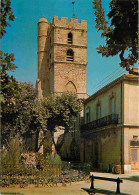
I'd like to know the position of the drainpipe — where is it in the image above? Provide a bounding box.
[83,102,86,162]
[83,101,86,162]
[84,102,85,124]
[120,81,124,173]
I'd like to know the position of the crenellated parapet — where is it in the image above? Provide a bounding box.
[50,16,87,31]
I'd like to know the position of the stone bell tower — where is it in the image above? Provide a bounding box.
[36,16,88,99]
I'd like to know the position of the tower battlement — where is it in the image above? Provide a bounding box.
[50,16,87,31]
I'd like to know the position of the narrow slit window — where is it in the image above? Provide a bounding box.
[111,97,115,114]
[68,33,72,44]
[67,49,74,61]
[97,104,101,119]
[109,95,115,115]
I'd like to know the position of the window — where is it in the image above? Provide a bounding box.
[66,81,77,93]
[97,104,101,119]
[68,33,72,44]
[66,49,74,61]
[131,149,137,162]
[109,94,116,114]
[111,97,115,114]
[85,108,90,123]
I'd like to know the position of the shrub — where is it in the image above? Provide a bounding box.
[47,153,62,166]
[35,153,62,177]
[1,137,21,174]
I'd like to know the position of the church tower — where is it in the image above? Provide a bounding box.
[37,16,88,99]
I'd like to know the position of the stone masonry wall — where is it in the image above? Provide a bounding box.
[49,16,87,99]
[81,127,121,172]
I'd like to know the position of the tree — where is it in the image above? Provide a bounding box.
[0,0,15,38]
[93,0,138,72]
[1,51,19,143]
[0,0,18,140]
[14,82,48,151]
[0,0,17,107]
[1,81,49,152]
[41,92,82,154]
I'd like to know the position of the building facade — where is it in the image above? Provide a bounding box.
[36,16,88,99]
[81,74,139,173]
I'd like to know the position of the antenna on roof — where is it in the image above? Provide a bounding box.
[72,1,76,18]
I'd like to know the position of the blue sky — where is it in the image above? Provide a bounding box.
[2,0,126,95]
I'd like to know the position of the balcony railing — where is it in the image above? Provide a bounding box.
[81,114,119,132]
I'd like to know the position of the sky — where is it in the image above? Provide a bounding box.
[2,0,126,95]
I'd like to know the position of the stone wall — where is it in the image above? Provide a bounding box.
[81,127,121,172]
[54,63,87,98]
[37,17,50,98]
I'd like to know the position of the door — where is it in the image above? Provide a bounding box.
[130,148,139,171]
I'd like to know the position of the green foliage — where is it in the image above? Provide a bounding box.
[0,0,20,143]
[2,85,81,153]
[0,0,15,38]
[1,81,49,149]
[35,152,48,169]
[0,0,17,111]
[93,0,110,34]
[93,0,138,69]
[0,51,17,72]
[43,140,52,154]
[14,82,47,136]
[43,92,82,131]
[0,169,88,188]
[36,153,62,168]
[41,92,82,153]
[47,153,62,166]
[0,51,19,139]
[1,137,21,171]
[1,160,89,187]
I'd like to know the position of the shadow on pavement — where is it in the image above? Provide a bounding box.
[122,176,139,182]
[1,193,24,195]
[82,188,131,195]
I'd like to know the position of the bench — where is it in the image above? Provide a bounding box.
[82,174,123,194]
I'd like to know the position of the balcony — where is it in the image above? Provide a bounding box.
[81,114,119,132]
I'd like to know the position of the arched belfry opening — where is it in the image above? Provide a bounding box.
[65,81,77,93]
[67,49,74,61]
[68,33,73,44]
